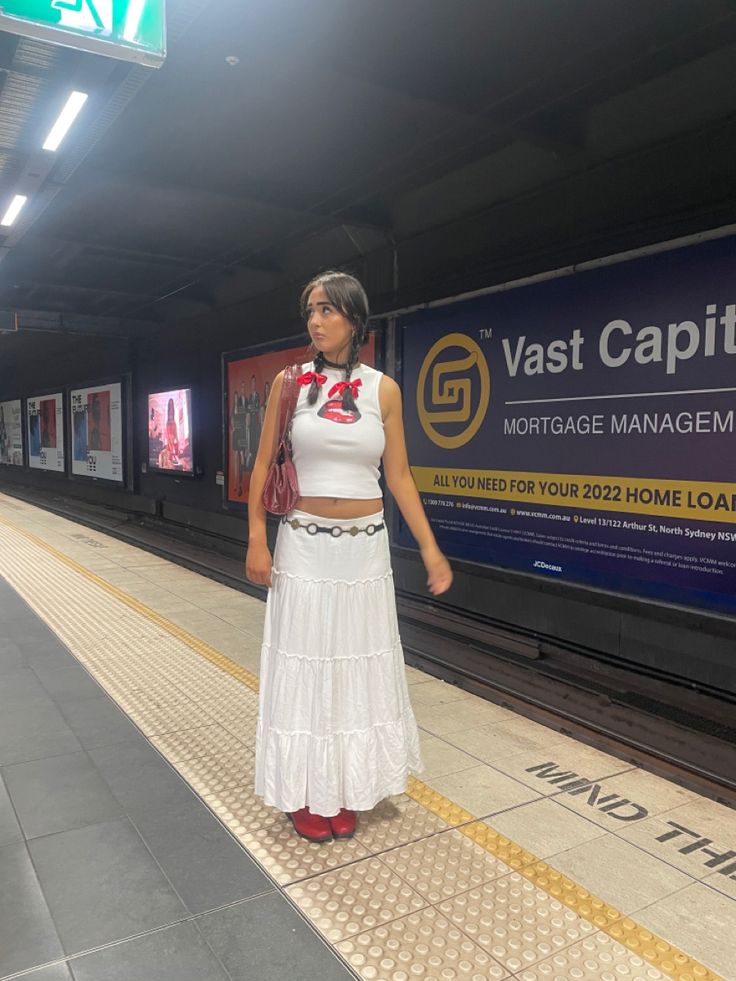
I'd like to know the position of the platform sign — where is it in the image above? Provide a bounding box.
[399,235,736,616]
[0,0,166,67]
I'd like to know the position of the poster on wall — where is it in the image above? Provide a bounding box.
[27,392,65,472]
[148,387,194,474]
[224,334,377,505]
[0,399,23,466]
[399,235,736,616]
[70,382,124,482]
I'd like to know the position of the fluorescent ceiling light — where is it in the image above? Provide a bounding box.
[1,195,28,227]
[123,0,147,43]
[43,91,88,152]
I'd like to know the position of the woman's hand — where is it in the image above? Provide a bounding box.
[421,544,453,596]
[246,542,273,587]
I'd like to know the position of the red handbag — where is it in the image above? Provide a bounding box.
[262,364,300,515]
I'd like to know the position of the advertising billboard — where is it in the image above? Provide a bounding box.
[27,392,65,472]
[399,236,736,615]
[148,387,193,474]
[70,382,124,482]
[224,334,377,506]
[0,399,23,466]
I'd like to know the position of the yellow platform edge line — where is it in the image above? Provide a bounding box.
[0,516,261,692]
[0,513,722,981]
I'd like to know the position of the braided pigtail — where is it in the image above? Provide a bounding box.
[308,351,326,405]
[341,331,363,411]
[299,270,370,410]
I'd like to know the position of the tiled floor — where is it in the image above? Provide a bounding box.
[1,492,735,981]
[0,582,351,980]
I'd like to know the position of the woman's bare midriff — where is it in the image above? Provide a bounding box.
[296,496,383,519]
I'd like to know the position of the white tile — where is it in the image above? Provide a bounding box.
[414,696,516,735]
[548,834,693,914]
[445,716,572,764]
[405,665,434,685]
[616,792,736,881]
[489,797,607,859]
[553,766,697,836]
[418,733,479,780]
[410,679,476,707]
[428,764,541,818]
[652,796,736,842]
[490,741,635,793]
[637,882,736,981]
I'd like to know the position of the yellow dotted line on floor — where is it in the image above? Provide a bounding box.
[0,516,260,692]
[405,778,719,981]
[0,512,723,981]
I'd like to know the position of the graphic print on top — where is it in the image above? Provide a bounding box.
[317,378,362,424]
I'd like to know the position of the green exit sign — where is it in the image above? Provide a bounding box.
[0,0,166,67]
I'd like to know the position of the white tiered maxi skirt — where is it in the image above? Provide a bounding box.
[254,509,422,816]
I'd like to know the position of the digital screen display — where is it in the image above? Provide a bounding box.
[148,388,193,473]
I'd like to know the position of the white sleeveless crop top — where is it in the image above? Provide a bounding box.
[291,362,385,499]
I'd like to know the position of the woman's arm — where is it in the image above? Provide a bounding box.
[245,369,285,587]
[380,375,453,596]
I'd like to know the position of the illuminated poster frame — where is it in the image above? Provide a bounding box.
[0,398,24,467]
[147,384,196,477]
[69,379,125,483]
[398,234,736,616]
[26,390,65,473]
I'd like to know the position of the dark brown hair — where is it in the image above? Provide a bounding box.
[300,271,369,409]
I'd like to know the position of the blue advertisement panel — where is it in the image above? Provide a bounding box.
[398,236,736,615]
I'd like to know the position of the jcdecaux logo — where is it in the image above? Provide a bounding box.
[417,333,490,449]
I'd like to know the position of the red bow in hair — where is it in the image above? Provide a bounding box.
[328,379,362,399]
[297,371,327,387]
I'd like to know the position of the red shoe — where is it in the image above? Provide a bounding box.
[329,809,356,839]
[287,807,333,843]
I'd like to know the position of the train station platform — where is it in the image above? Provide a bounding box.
[0,492,734,981]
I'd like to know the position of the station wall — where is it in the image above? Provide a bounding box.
[2,220,735,698]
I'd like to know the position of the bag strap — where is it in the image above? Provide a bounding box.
[276,364,300,444]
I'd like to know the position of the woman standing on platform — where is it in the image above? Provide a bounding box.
[246,271,452,842]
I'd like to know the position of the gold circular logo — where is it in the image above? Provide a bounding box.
[416,333,490,449]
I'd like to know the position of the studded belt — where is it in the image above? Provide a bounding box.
[282,516,385,538]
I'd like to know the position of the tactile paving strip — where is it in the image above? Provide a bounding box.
[286,856,428,942]
[0,516,260,691]
[406,775,475,826]
[168,664,253,702]
[171,750,284,841]
[336,906,509,980]
[461,821,539,872]
[354,795,453,853]
[112,687,216,737]
[0,511,724,981]
[437,871,597,972]
[240,818,372,885]
[604,919,712,981]
[197,693,259,744]
[381,829,512,904]
[518,932,676,980]
[173,746,254,791]
[150,724,247,762]
[403,773,716,981]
